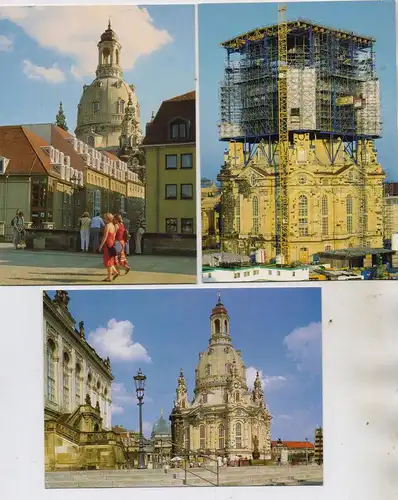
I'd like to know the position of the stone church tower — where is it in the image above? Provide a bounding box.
[169,293,272,461]
[75,21,142,153]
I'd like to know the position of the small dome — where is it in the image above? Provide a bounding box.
[152,411,171,436]
[100,21,118,43]
[211,291,228,316]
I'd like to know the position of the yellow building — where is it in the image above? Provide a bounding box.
[218,135,385,263]
[170,293,272,461]
[201,181,220,249]
[142,91,196,253]
[44,291,125,471]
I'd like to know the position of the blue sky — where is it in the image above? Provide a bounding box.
[199,1,398,181]
[50,287,322,442]
[0,5,194,131]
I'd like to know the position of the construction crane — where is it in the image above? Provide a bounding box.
[277,4,289,265]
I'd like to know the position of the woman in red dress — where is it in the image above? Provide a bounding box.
[99,213,120,282]
[114,214,131,274]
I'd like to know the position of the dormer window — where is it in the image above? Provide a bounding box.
[0,156,9,174]
[170,118,189,139]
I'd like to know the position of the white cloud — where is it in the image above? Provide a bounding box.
[87,319,151,363]
[0,6,173,78]
[283,322,322,373]
[0,34,13,52]
[246,366,287,392]
[143,421,153,437]
[111,404,124,416]
[22,59,66,83]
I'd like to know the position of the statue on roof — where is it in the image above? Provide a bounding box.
[54,290,70,308]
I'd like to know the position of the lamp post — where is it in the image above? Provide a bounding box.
[70,173,80,229]
[305,437,309,465]
[134,368,147,469]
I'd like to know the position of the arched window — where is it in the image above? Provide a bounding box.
[205,364,211,376]
[202,393,208,404]
[235,423,242,448]
[325,245,332,251]
[88,136,95,147]
[218,424,225,450]
[63,352,70,411]
[235,391,240,403]
[235,195,241,233]
[46,339,56,402]
[214,319,220,334]
[346,195,353,233]
[94,423,99,432]
[102,48,110,65]
[298,195,309,236]
[252,196,259,234]
[224,319,228,333]
[321,195,328,236]
[225,363,232,375]
[200,425,205,449]
[120,100,125,114]
[75,363,82,405]
[115,49,119,65]
[184,427,190,451]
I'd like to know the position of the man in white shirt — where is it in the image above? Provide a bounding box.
[90,212,104,252]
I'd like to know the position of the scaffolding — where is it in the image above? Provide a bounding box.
[219,15,382,255]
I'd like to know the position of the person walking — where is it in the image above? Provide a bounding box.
[90,211,105,252]
[122,212,131,255]
[79,212,91,252]
[114,214,131,275]
[99,213,120,282]
[11,210,25,249]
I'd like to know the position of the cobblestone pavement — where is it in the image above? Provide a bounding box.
[45,465,323,488]
[0,244,196,285]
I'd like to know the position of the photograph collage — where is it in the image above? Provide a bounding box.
[0,1,397,499]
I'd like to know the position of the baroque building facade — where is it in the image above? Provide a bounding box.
[44,291,125,471]
[169,294,271,461]
[218,135,385,263]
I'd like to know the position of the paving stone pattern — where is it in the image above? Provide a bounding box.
[0,244,196,285]
[46,465,323,488]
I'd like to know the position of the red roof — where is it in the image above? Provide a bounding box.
[0,125,51,175]
[271,441,314,449]
[143,91,195,146]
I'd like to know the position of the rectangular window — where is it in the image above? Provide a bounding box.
[236,437,242,448]
[93,101,100,113]
[181,184,193,199]
[166,155,177,169]
[171,124,179,139]
[179,124,187,138]
[165,218,178,233]
[181,218,194,234]
[165,184,177,199]
[181,154,193,169]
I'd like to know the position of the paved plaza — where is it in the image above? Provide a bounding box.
[0,244,196,285]
[45,465,323,488]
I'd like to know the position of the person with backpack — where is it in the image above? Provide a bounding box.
[113,213,131,275]
[11,210,26,249]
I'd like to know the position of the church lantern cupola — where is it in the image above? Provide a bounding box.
[96,20,122,79]
[210,290,230,341]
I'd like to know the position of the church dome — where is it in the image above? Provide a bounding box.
[75,22,140,150]
[151,411,171,436]
[100,21,118,42]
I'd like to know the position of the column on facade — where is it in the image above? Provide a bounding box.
[58,337,64,410]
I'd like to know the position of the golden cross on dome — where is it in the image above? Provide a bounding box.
[218,289,221,303]
[160,408,164,417]
[108,18,111,30]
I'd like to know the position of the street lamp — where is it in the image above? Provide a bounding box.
[134,368,147,469]
[305,437,309,465]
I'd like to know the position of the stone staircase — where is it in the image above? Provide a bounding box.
[46,465,323,488]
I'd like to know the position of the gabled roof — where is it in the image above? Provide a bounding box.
[0,125,51,175]
[143,91,195,146]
